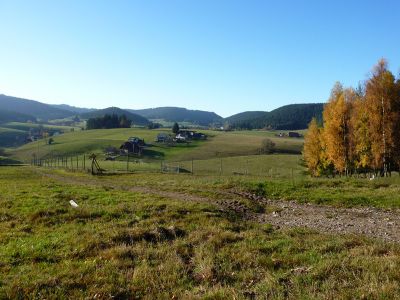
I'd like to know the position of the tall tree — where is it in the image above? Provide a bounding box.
[364,59,397,175]
[172,122,180,134]
[349,92,372,171]
[322,82,353,174]
[303,118,323,176]
[394,76,400,169]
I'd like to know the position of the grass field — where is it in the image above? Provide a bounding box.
[0,127,27,147]
[5,127,400,298]
[10,128,304,163]
[32,153,304,179]
[1,122,79,132]
[0,121,80,148]
[1,166,400,298]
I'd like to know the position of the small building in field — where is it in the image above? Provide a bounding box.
[120,137,145,155]
[288,132,301,138]
[156,133,172,143]
[175,130,207,141]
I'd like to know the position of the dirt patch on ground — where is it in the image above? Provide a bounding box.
[235,191,400,243]
[36,168,400,243]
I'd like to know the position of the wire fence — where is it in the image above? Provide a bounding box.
[31,153,304,179]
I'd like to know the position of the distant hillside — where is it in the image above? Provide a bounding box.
[0,127,28,147]
[81,107,150,126]
[0,110,37,123]
[0,94,73,121]
[129,107,223,126]
[226,103,324,130]
[225,111,267,124]
[51,104,97,114]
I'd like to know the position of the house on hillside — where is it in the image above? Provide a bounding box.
[175,130,207,141]
[120,137,145,155]
[156,133,172,143]
[288,132,301,138]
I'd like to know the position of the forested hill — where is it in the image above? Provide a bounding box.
[224,111,268,124]
[0,94,74,121]
[80,107,150,126]
[226,103,324,130]
[129,107,223,126]
[0,110,37,123]
[50,104,96,114]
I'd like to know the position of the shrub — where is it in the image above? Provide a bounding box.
[260,138,275,154]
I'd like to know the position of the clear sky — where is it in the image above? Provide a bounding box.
[1,0,399,117]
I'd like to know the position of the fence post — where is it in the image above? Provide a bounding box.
[191,159,194,175]
[291,168,294,185]
[83,155,86,170]
[127,154,129,172]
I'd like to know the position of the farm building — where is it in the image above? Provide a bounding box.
[120,137,145,155]
[288,132,301,138]
[156,133,172,143]
[175,130,207,141]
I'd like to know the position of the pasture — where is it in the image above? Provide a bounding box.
[1,166,400,299]
[0,127,27,147]
[0,122,79,148]
[10,127,303,162]
[3,127,400,298]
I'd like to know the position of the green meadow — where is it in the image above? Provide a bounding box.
[3,127,400,298]
[1,167,400,298]
[10,127,303,162]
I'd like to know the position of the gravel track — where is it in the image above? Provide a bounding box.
[36,169,400,243]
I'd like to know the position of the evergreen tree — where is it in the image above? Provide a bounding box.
[86,114,132,130]
[172,122,180,134]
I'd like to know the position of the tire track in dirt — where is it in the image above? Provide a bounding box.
[36,169,400,243]
[236,191,400,243]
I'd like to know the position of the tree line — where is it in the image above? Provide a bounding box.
[227,104,324,130]
[304,59,400,177]
[86,114,131,130]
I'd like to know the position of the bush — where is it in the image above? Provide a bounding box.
[261,138,275,154]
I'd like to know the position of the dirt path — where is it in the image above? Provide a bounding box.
[236,191,400,243]
[36,169,400,243]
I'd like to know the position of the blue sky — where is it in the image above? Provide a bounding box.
[1,0,399,117]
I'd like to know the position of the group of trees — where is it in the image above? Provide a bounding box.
[86,114,131,130]
[226,104,324,130]
[304,59,400,177]
[147,122,162,129]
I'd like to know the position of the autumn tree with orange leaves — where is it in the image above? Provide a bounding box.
[322,83,354,175]
[304,58,400,177]
[303,118,323,176]
[364,59,398,176]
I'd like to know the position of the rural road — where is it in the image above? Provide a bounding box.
[236,191,400,243]
[36,169,400,243]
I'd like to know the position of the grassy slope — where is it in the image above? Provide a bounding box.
[1,167,399,298]
[2,122,78,131]
[0,127,28,147]
[11,128,304,163]
[0,122,80,148]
